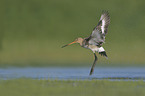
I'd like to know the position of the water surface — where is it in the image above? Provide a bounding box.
[0,67,145,81]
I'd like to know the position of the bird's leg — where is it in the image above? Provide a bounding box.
[89,53,98,75]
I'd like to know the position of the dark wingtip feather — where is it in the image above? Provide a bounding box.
[102,10,109,15]
[102,10,110,20]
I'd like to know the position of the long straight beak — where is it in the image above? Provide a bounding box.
[61,41,77,48]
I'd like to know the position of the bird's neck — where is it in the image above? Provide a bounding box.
[79,42,83,46]
[79,39,84,46]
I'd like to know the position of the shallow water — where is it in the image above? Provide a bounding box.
[0,67,145,81]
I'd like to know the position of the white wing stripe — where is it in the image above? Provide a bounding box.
[101,19,105,34]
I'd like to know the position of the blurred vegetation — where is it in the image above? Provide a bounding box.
[0,79,145,96]
[0,0,145,66]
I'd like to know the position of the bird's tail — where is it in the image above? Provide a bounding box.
[98,47,108,59]
[99,51,108,59]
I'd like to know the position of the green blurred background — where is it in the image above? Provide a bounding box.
[0,0,145,67]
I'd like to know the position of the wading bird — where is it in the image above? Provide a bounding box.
[62,11,110,75]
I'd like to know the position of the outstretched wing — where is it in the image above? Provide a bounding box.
[86,11,110,46]
[96,10,110,35]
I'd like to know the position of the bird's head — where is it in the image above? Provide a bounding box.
[61,37,83,48]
